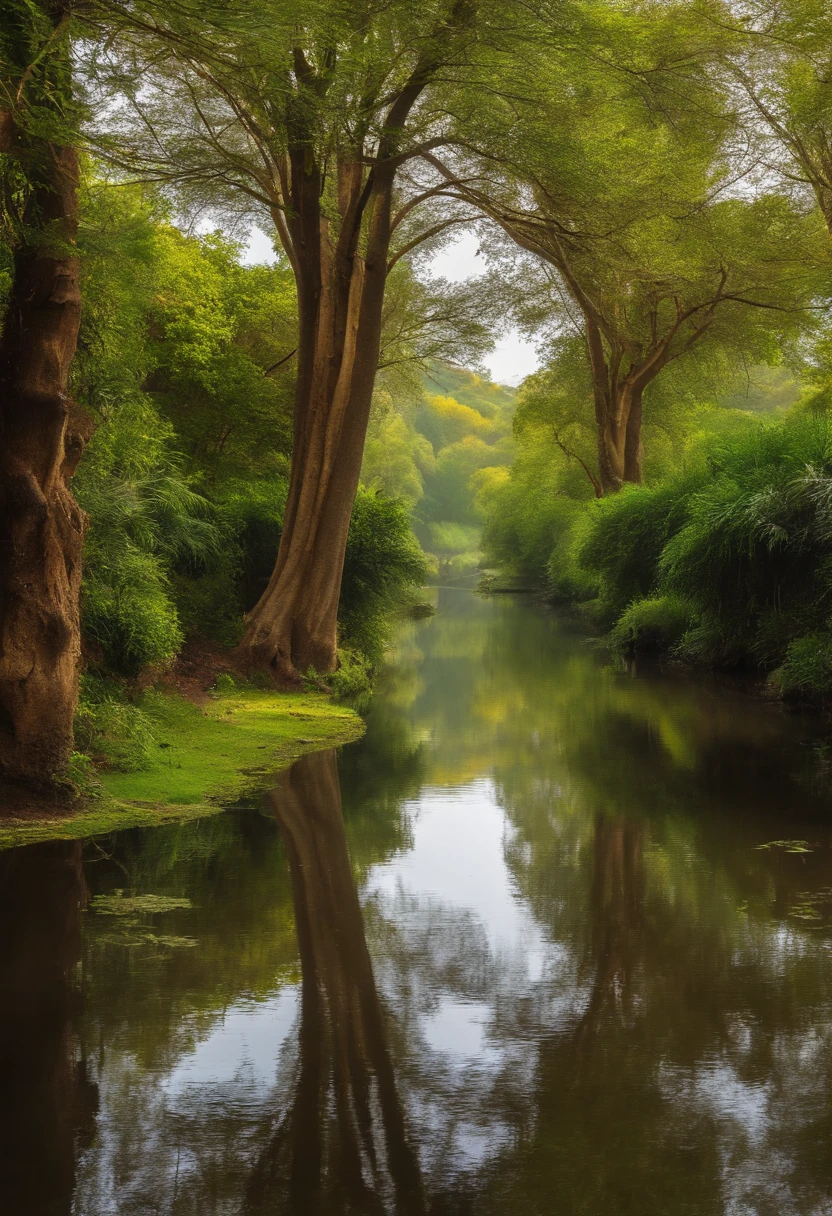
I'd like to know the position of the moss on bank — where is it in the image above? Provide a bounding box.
[0,688,363,851]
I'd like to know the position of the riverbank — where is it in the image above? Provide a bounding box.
[0,685,363,851]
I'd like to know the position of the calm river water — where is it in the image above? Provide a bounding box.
[5,589,832,1215]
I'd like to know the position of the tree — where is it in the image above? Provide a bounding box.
[89,0,494,679]
[0,1,91,788]
[430,4,823,492]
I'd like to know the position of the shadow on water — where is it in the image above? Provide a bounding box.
[7,590,832,1213]
[0,843,98,1216]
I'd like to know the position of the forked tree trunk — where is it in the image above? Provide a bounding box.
[0,134,91,789]
[232,19,462,682]
[594,383,644,495]
[238,162,396,682]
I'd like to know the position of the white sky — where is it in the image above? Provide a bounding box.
[241,226,540,388]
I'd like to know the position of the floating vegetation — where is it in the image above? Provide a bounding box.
[95,930,198,950]
[755,840,814,854]
[788,888,832,925]
[91,891,193,916]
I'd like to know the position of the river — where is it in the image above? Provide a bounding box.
[4,588,832,1215]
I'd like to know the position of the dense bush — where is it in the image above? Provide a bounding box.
[339,488,429,666]
[483,444,594,585]
[76,400,220,674]
[577,480,695,625]
[562,411,832,696]
[484,393,832,697]
[657,416,832,667]
[608,596,696,654]
[74,677,158,771]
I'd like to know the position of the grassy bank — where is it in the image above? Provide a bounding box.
[0,687,363,851]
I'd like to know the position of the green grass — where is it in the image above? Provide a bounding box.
[0,688,363,851]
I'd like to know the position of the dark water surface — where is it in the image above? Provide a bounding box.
[5,590,832,1215]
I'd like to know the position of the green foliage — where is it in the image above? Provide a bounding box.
[75,399,218,674]
[330,649,374,713]
[656,417,832,666]
[83,549,184,676]
[362,363,515,582]
[74,678,158,772]
[578,482,695,626]
[539,410,832,696]
[772,633,832,700]
[483,444,589,588]
[1,0,81,251]
[609,596,696,655]
[339,488,428,667]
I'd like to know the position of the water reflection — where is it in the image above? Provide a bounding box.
[248,752,424,1215]
[5,590,832,1213]
[0,843,96,1216]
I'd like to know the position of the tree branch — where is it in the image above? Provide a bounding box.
[387,215,476,271]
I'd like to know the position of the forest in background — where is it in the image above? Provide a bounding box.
[4,0,832,794]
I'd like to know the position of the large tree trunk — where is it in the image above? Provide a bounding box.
[594,387,643,494]
[247,751,424,1213]
[586,320,645,495]
[0,134,90,789]
[239,162,395,682]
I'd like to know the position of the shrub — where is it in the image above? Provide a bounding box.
[545,500,598,602]
[74,678,157,771]
[609,596,696,654]
[659,415,832,665]
[329,648,374,712]
[339,488,428,667]
[83,549,183,674]
[771,633,832,701]
[578,481,694,626]
[483,455,585,586]
[76,399,220,675]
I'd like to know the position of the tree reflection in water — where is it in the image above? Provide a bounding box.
[0,841,98,1216]
[246,750,425,1216]
[575,814,644,1046]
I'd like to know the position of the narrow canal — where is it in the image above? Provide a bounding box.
[5,588,832,1215]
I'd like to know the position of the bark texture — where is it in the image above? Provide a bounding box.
[585,313,652,494]
[239,160,396,680]
[0,134,90,787]
[247,751,424,1213]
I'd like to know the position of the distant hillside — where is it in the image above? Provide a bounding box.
[422,363,516,421]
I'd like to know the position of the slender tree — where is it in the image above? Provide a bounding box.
[0,1,92,788]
